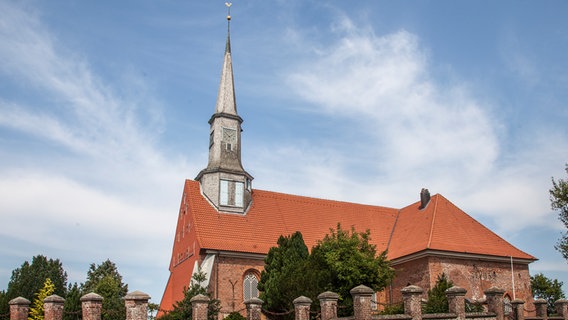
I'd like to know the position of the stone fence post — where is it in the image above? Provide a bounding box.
[293,296,312,320]
[81,292,103,320]
[9,297,30,320]
[318,291,339,320]
[190,294,209,320]
[446,286,466,320]
[44,295,65,320]
[244,298,263,320]
[555,299,568,319]
[124,290,151,320]
[402,285,423,320]
[511,299,524,320]
[534,299,547,320]
[485,287,505,320]
[351,285,374,320]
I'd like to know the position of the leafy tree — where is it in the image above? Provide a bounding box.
[308,224,394,316]
[158,268,220,320]
[423,273,453,313]
[29,278,55,320]
[0,290,9,317]
[148,302,160,320]
[63,283,82,320]
[6,255,67,302]
[258,231,310,316]
[531,273,565,315]
[551,164,568,261]
[224,311,246,320]
[82,259,128,320]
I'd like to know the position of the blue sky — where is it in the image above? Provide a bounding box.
[1,0,567,303]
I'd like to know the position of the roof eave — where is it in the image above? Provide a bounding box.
[390,249,537,266]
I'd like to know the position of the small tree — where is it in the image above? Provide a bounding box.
[159,267,220,320]
[258,231,310,316]
[423,273,453,313]
[551,164,568,261]
[531,273,565,314]
[28,278,55,320]
[308,224,394,316]
[82,259,128,320]
[63,283,82,320]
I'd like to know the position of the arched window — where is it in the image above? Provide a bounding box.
[503,294,512,315]
[243,272,259,301]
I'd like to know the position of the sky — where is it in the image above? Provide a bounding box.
[1,0,568,304]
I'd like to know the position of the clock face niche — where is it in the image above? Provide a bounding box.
[222,128,237,151]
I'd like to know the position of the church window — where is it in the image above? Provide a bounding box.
[209,130,214,148]
[503,294,512,315]
[243,272,259,301]
[220,179,244,207]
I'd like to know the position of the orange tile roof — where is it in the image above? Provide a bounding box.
[387,193,535,260]
[182,180,536,261]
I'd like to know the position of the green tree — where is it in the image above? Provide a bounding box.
[258,231,310,316]
[82,259,128,320]
[551,164,568,261]
[423,273,453,313]
[308,224,394,316]
[0,290,9,318]
[531,273,565,315]
[158,267,220,320]
[28,278,55,320]
[63,283,82,320]
[6,255,67,302]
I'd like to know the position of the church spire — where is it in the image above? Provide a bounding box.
[214,2,238,116]
[196,3,253,214]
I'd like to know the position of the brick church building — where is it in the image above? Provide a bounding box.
[159,14,536,318]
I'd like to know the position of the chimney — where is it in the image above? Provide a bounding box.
[419,188,430,209]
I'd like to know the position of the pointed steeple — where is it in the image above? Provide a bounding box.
[196,4,253,214]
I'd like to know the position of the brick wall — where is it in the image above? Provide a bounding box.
[391,255,533,314]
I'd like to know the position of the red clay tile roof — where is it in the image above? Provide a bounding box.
[182,180,535,261]
[387,193,535,260]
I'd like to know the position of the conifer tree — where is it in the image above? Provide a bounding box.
[28,278,55,320]
[423,273,453,313]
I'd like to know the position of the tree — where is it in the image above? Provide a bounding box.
[82,259,128,320]
[531,273,565,315]
[258,231,310,316]
[158,268,220,320]
[551,164,568,261]
[6,255,67,302]
[308,224,394,316]
[0,290,10,318]
[28,278,55,320]
[423,273,453,313]
[63,283,82,320]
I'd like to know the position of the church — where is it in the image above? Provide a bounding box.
[159,12,536,318]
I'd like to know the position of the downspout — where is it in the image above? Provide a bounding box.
[510,256,516,300]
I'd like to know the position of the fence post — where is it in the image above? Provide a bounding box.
[81,292,103,320]
[9,297,30,320]
[446,286,466,320]
[318,291,339,320]
[402,285,423,320]
[351,285,374,320]
[244,298,263,320]
[190,294,209,320]
[511,299,524,320]
[534,299,547,320]
[484,287,505,320]
[293,296,312,320]
[44,295,65,320]
[124,290,151,320]
[555,299,568,320]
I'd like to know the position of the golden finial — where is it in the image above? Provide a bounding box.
[225,2,232,21]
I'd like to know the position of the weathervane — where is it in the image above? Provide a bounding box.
[225,2,232,21]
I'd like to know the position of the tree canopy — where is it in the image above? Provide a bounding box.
[5,255,67,302]
[259,224,394,317]
[258,231,310,315]
[550,164,568,261]
[423,273,453,313]
[531,273,565,315]
[83,259,129,320]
